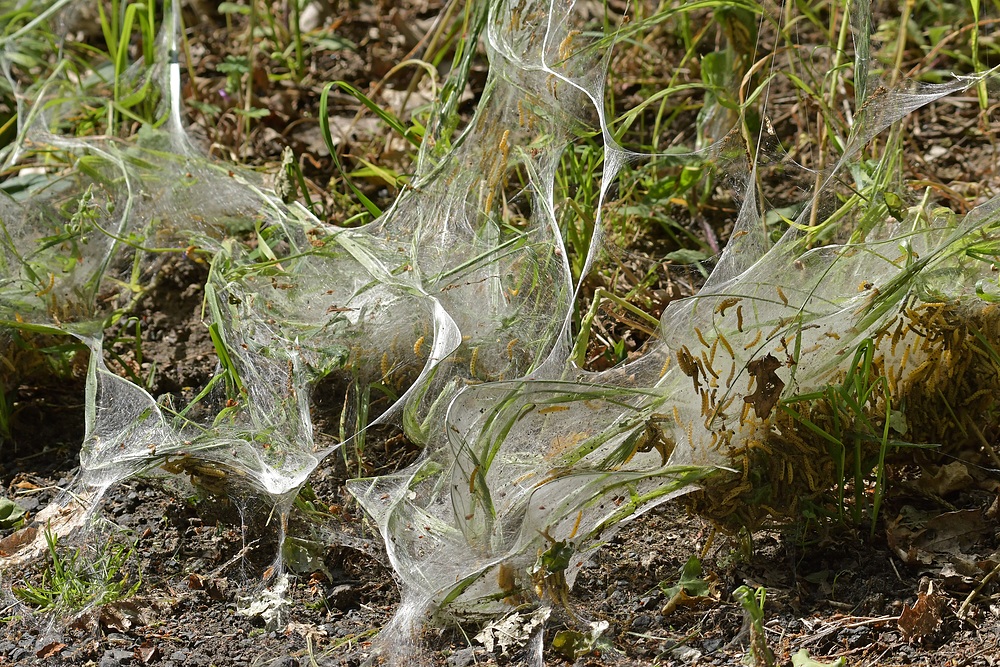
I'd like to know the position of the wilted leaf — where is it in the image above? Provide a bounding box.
[0,525,36,557]
[35,641,66,659]
[1,495,88,566]
[100,601,145,632]
[475,607,551,654]
[898,591,944,642]
[551,621,610,660]
[888,507,987,566]
[663,556,711,597]
[921,462,973,496]
[135,643,161,664]
[744,354,785,419]
[661,556,717,615]
[921,510,985,553]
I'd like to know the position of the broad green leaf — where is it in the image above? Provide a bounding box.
[661,555,710,598]
[0,497,26,529]
[664,248,710,264]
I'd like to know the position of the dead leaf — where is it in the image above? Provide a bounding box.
[474,607,551,654]
[921,462,973,496]
[939,560,978,590]
[100,601,145,633]
[0,495,89,566]
[921,510,986,554]
[662,588,715,615]
[35,642,66,659]
[660,556,719,615]
[0,525,37,557]
[205,577,228,601]
[745,354,785,419]
[135,643,161,665]
[986,494,1000,521]
[888,507,987,566]
[898,591,944,642]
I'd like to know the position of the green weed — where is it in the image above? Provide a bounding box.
[13,525,141,613]
[780,339,895,533]
[732,584,774,667]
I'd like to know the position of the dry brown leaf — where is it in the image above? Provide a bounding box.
[0,525,37,557]
[100,601,145,632]
[662,588,715,616]
[888,507,987,566]
[35,641,66,659]
[744,354,785,419]
[986,494,1000,521]
[188,572,205,590]
[921,462,974,496]
[135,643,161,664]
[0,495,89,566]
[898,591,944,642]
[920,510,986,554]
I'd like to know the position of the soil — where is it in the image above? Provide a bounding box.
[4,1,1000,667]
[3,450,1000,666]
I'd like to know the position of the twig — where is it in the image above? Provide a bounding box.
[957,560,1000,620]
[799,615,898,647]
[952,641,1000,667]
[207,538,261,578]
[966,418,1000,469]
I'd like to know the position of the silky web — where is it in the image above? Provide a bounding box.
[345,0,1000,628]
[2,0,1000,654]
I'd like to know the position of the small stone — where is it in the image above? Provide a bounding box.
[702,637,723,652]
[671,646,702,663]
[447,647,476,667]
[266,658,299,667]
[328,583,358,610]
[632,614,652,631]
[634,595,658,611]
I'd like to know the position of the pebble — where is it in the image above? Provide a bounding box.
[265,658,300,667]
[634,595,658,611]
[447,647,476,667]
[632,614,652,631]
[672,645,703,663]
[328,583,358,610]
[99,649,133,666]
[702,638,723,652]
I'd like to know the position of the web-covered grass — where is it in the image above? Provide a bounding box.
[1,0,1000,660]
